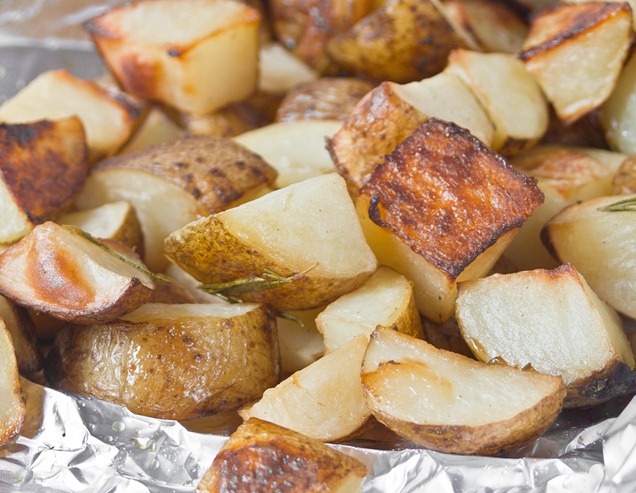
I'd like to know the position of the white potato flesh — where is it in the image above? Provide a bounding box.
[601,51,636,154]
[239,335,370,441]
[277,308,325,374]
[0,321,25,445]
[258,43,318,94]
[0,180,30,243]
[221,173,376,277]
[119,108,183,155]
[59,202,135,240]
[234,120,342,188]
[120,301,260,323]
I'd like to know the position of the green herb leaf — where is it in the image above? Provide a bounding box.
[277,311,305,327]
[599,197,636,212]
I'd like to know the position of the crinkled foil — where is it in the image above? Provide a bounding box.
[2,2,636,492]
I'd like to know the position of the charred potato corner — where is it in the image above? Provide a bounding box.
[1,0,636,489]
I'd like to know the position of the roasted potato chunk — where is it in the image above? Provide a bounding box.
[46,302,279,420]
[258,43,318,95]
[277,308,325,374]
[0,117,88,244]
[118,107,183,155]
[0,321,26,446]
[456,264,635,407]
[0,296,41,373]
[613,157,636,194]
[601,51,636,155]
[197,418,368,492]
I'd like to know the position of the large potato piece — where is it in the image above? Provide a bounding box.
[197,418,368,493]
[239,335,370,442]
[0,296,41,373]
[86,0,261,115]
[456,264,635,407]
[362,327,566,456]
[0,117,88,243]
[46,303,278,420]
[358,119,543,322]
[0,321,26,446]
[543,195,636,320]
[165,173,377,311]
[519,1,632,123]
[0,70,142,162]
[75,135,277,271]
[0,222,154,324]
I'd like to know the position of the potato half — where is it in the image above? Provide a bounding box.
[361,327,566,456]
[165,173,377,311]
[46,302,279,420]
[456,264,635,407]
[0,321,26,446]
[197,418,368,492]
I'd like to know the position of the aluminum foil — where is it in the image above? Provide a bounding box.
[1,1,636,491]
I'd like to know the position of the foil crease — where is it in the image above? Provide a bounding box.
[2,1,636,491]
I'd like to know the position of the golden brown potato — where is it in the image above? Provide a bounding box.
[275,77,373,123]
[519,1,632,123]
[197,418,368,492]
[0,295,41,373]
[358,118,543,322]
[456,264,635,407]
[362,327,566,456]
[0,222,154,324]
[86,0,261,115]
[327,0,476,83]
[165,173,377,311]
[0,117,88,244]
[0,70,142,163]
[0,321,26,446]
[75,135,277,271]
[613,157,636,194]
[46,302,279,420]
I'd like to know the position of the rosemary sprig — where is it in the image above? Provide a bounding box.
[277,310,305,327]
[69,226,172,284]
[599,197,636,212]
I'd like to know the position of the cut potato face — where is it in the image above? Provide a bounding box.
[46,302,279,420]
[456,264,635,407]
[0,70,142,162]
[258,42,318,95]
[118,107,183,155]
[542,195,636,320]
[234,120,341,187]
[277,308,325,374]
[197,418,368,492]
[0,117,88,243]
[316,266,422,353]
[0,321,26,446]
[519,1,632,123]
[0,222,154,324]
[601,50,636,155]
[239,335,370,442]
[165,173,377,311]
[361,327,566,456]
[86,0,261,115]
[0,295,41,373]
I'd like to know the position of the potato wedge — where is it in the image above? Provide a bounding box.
[46,302,278,420]
[601,50,636,155]
[234,120,342,187]
[75,135,277,271]
[519,1,632,123]
[0,296,41,373]
[0,117,88,243]
[239,335,370,442]
[0,70,142,162]
[0,321,26,446]
[0,222,154,324]
[197,418,368,492]
[277,308,325,374]
[328,72,495,191]
[316,266,422,353]
[86,0,261,115]
[456,264,635,407]
[542,195,636,320]
[258,42,318,95]
[165,173,377,311]
[361,327,566,456]
[357,119,543,322]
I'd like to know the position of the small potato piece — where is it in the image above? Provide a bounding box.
[316,266,422,353]
[0,321,26,446]
[519,1,632,123]
[118,107,183,155]
[601,51,636,155]
[259,43,318,95]
[358,119,544,322]
[0,222,154,324]
[277,308,324,374]
[46,303,278,420]
[327,0,475,83]
[86,0,261,115]
[59,201,144,254]
[328,72,494,191]
[613,157,636,194]
[275,78,373,123]
[234,120,342,187]
[0,70,142,162]
[75,135,277,271]
[456,264,635,407]
[0,296,41,373]
[542,195,636,320]
[165,173,377,311]
[197,418,368,493]
[239,335,370,442]
[362,327,566,456]
[0,117,88,243]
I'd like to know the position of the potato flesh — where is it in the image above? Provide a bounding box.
[0,322,25,445]
[120,301,259,322]
[601,51,636,154]
[277,308,325,374]
[258,43,318,94]
[60,202,137,242]
[0,180,30,243]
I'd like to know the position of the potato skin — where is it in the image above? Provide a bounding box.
[45,304,280,420]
